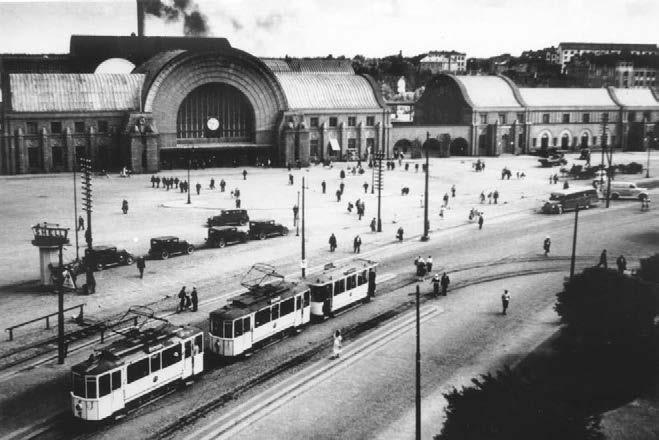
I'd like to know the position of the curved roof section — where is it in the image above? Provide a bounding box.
[10,73,143,112]
[609,88,659,108]
[519,87,618,108]
[273,73,382,110]
[452,75,522,109]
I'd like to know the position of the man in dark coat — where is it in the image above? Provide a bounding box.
[177,286,187,313]
[431,274,440,296]
[196,182,201,195]
[137,256,145,279]
[340,169,346,179]
[478,214,484,229]
[243,169,248,180]
[440,273,450,296]
[329,233,337,252]
[363,182,369,193]
[336,189,342,202]
[397,227,404,242]
[597,249,608,269]
[122,199,129,214]
[220,179,226,192]
[191,287,199,312]
[321,180,326,193]
[289,174,294,185]
[616,254,626,274]
[353,235,362,253]
[543,237,551,255]
[210,178,215,189]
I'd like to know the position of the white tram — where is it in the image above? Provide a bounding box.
[208,281,311,357]
[71,325,204,421]
[309,258,378,320]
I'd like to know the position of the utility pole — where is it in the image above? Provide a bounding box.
[645,134,652,178]
[415,284,421,440]
[570,205,579,279]
[296,190,300,236]
[73,151,79,261]
[57,243,65,364]
[301,177,306,279]
[80,158,95,294]
[603,114,614,208]
[376,152,383,232]
[421,135,430,241]
[600,113,608,188]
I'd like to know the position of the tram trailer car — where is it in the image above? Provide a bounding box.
[309,259,378,321]
[71,325,204,421]
[209,281,311,358]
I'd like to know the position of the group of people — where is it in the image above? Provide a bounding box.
[177,286,199,313]
[430,272,451,296]
[596,249,629,274]
[347,199,367,220]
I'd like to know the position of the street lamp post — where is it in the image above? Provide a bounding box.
[296,190,300,237]
[421,136,430,241]
[376,152,383,232]
[301,177,306,279]
[73,151,79,261]
[569,205,579,279]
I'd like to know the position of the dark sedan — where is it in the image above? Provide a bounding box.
[248,220,289,240]
[207,226,249,248]
[148,236,194,259]
[82,246,134,271]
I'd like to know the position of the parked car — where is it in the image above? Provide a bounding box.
[83,246,134,271]
[538,156,567,167]
[248,220,289,240]
[207,209,249,227]
[148,236,194,259]
[603,182,648,200]
[615,162,644,174]
[207,226,249,248]
[540,188,600,214]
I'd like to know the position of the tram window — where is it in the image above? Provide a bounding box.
[234,319,243,337]
[347,275,356,290]
[255,308,271,327]
[162,345,181,368]
[111,371,121,390]
[127,359,149,383]
[296,296,301,310]
[244,316,251,332]
[210,318,222,336]
[86,377,97,398]
[281,298,294,316]
[334,279,345,296]
[271,304,280,320]
[358,270,367,285]
[99,374,111,397]
[310,285,331,302]
[303,291,310,307]
[73,373,85,397]
[194,335,203,353]
[184,341,192,358]
[150,353,161,373]
[223,321,233,339]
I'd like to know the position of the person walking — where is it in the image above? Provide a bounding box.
[616,255,627,275]
[289,174,294,185]
[396,226,404,242]
[121,199,129,215]
[220,179,226,192]
[431,273,440,297]
[332,329,343,359]
[439,206,445,219]
[174,177,179,189]
[196,182,201,195]
[210,178,215,190]
[478,214,484,230]
[78,215,85,231]
[340,169,346,180]
[136,256,145,279]
[480,191,486,204]
[597,249,608,269]
[293,204,299,227]
[363,182,369,193]
[493,190,499,204]
[353,235,362,253]
[370,217,377,232]
[329,233,337,252]
[321,180,327,194]
[426,256,433,273]
[451,184,456,198]
[501,290,510,315]
[177,286,187,313]
[339,182,345,194]
[440,272,450,296]
[191,287,199,312]
[151,175,156,188]
[336,189,342,202]
[242,169,248,180]
[543,236,551,256]
[235,198,241,208]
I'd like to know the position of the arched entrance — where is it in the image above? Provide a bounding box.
[393,139,413,155]
[580,133,589,148]
[561,133,570,149]
[541,133,550,149]
[422,138,443,157]
[502,134,513,154]
[450,137,469,156]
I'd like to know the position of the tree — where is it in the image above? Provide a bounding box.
[436,367,603,440]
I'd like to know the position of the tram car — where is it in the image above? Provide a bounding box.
[309,258,378,321]
[209,280,311,358]
[71,325,204,421]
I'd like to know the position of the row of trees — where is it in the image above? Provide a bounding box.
[436,255,659,440]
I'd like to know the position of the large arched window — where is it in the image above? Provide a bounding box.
[176,83,255,142]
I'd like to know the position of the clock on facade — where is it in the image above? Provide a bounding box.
[207,117,220,131]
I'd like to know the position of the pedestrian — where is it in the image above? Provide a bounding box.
[340,169,346,180]
[332,329,343,359]
[329,233,337,252]
[501,290,510,315]
[493,190,499,204]
[293,204,299,226]
[287,162,292,172]
[289,174,294,185]
[347,201,354,213]
[553,174,559,184]
[136,256,145,279]
[478,214,484,230]
[451,184,456,198]
[370,217,377,232]
[210,178,215,190]
[236,198,241,208]
[121,199,129,214]
[339,182,345,194]
[357,204,364,220]
[543,236,551,256]
[78,215,85,231]
[321,180,327,194]
[487,192,492,204]
[156,176,161,188]
[396,226,404,242]
[243,169,247,180]
[549,175,553,184]
[220,179,226,192]
[196,182,201,195]
[616,254,627,275]
[177,286,187,313]
[405,163,409,171]
[425,256,433,273]
[363,182,369,193]
[416,257,426,277]
[174,177,179,188]
[184,290,192,311]
[480,191,485,204]
[597,249,608,269]
[443,193,449,207]
[353,235,362,253]
[431,273,440,296]
[563,180,570,189]
[191,287,199,312]
[440,272,450,296]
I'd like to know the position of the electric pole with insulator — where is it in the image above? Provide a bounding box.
[80,158,95,294]
[375,151,384,232]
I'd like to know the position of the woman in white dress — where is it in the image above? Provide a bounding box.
[332,329,343,359]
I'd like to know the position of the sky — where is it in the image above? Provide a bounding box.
[0,0,657,59]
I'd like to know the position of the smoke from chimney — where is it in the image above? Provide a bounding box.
[137,0,209,37]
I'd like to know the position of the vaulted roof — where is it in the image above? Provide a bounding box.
[518,87,618,109]
[451,75,523,109]
[609,88,659,109]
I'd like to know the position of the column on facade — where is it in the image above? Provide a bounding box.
[145,133,159,173]
[15,128,26,174]
[470,122,478,156]
[320,123,327,162]
[65,127,74,171]
[88,126,99,167]
[298,123,310,166]
[375,122,381,153]
[41,127,52,173]
[511,120,518,154]
[339,122,345,160]
[491,120,499,156]
[357,122,364,159]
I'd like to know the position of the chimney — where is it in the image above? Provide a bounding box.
[137,0,145,36]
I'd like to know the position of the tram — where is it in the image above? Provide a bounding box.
[309,258,378,320]
[71,325,204,421]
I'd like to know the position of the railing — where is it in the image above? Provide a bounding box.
[5,303,85,341]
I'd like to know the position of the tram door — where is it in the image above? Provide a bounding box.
[183,340,193,378]
[182,335,204,378]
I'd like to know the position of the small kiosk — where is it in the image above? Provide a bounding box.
[31,222,70,286]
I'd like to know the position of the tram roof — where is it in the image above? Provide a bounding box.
[307,258,378,286]
[210,281,308,321]
[71,325,201,375]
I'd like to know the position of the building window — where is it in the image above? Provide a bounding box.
[348,116,356,127]
[601,113,609,123]
[479,113,487,124]
[50,122,62,134]
[542,114,550,124]
[348,138,357,149]
[592,136,597,145]
[310,139,320,157]
[582,113,590,123]
[562,113,570,123]
[366,116,375,126]
[310,117,319,128]
[628,111,636,122]
[532,138,537,147]
[74,121,85,133]
[553,137,558,146]
[26,122,38,135]
[516,113,525,123]
[97,120,109,133]
[329,117,338,127]
[498,113,507,125]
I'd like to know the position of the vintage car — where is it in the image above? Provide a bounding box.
[83,246,134,271]
[207,226,249,248]
[603,182,649,200]
[148,236,194,259]
[538,156,568,167]
[207,209,249,227]
[540,189,600,214]
[248,219,289,240]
